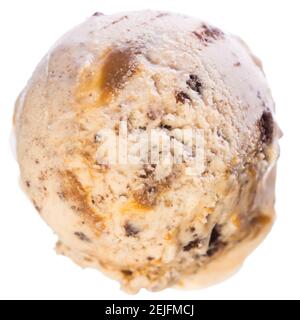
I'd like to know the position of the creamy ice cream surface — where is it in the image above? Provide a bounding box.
[14,10,280,293]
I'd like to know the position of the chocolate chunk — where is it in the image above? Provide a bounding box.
[183,238,203,252]
[193,24,224,43]
[139,167,153,179]
[93,12,104,17]
[124,222,140,237]
[259,111,274,145]
[74,232,91,242]
[202,24,224,39]
[156,13,169,18]
[209,225,220,245]
[206,225,225,257]
[146,186,158,202]
[175,91,191,104]
[207,246,219,257]
[234,62,241,67]
[112,16,128,25]
[26,181,31,188]
[187,74,202,95]
[139,174,148,179]
[160,124,172,130]
[33,200,41,213]
[143,164,156,177]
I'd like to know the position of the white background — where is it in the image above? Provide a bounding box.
[0,0,299,300]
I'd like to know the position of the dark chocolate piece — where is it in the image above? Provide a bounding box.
[259,111,274,145]
[74,232,91,242]
[176,91,191,104]
[112,16,128,25]
[187,74,202,95]
[193,24,224,43]
[160,124,172,130]
[93,12,104,17]
[206,225,225,257]
[124,222,140,237]
[183,238,203,252]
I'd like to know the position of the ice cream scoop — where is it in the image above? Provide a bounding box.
[14,10,280,293]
